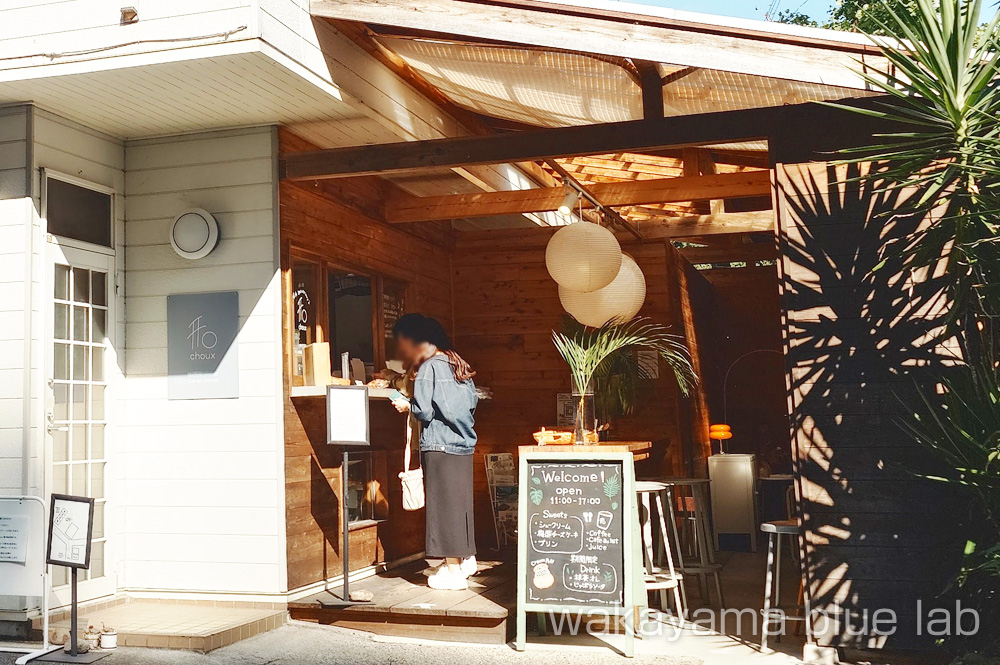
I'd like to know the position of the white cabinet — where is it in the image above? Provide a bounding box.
[708,454,758,552]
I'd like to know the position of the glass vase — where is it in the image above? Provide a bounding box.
[572,388,596,445]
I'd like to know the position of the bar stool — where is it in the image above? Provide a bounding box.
[635,481,685,618]
[662,478,724,607]
[760,519,810,652]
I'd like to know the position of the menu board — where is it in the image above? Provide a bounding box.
[523,461,625,607]
[382,282,406,339]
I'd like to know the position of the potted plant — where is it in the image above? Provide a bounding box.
[552,316,696,443]
[99,624,118,650]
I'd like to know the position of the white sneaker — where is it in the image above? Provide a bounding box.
[427,567,469,590]
[461,555,478,577]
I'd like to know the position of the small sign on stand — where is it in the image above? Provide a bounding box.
[42,495,108,664]
[325,385,371,605]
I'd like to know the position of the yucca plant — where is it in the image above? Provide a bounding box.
[903,348,1000,655]
[551,317,696,442]
[828,0,1000,332]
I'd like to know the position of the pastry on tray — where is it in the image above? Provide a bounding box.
[532,428,574,445]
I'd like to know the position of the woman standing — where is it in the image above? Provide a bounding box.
[388,314,478,590]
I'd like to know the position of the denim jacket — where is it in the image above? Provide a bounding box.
[411,354,478,455]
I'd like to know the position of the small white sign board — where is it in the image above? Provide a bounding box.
[0,498,46,597]
[326,385,370,446]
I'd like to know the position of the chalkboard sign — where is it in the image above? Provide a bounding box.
[524,461,624,606]
[516,449,644,657]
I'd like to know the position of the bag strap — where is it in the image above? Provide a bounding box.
[403,417,420,472]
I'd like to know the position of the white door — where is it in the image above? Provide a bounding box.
[46,243,117,603]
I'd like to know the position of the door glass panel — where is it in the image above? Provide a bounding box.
[72,268,89,302]
[72,385,87,420]
[54,343,69,380]
[54,304,69,340]
[72,345,88,380]
[52,383,68,420]
[54,265,69,301]
[91,347,104,381]
[52,430,69,462]
[92,309,106,342]
[91,272,107,307]
[50,260,110,589]
[91,425,104,458]
[73,307,89,342]
[71,424,87,461]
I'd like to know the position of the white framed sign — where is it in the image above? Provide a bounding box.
[327,385,370,446]
[46,494,95,569]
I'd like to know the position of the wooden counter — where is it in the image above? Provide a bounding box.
[519,441,652,461]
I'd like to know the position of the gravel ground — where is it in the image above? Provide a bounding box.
[0,622,704,665]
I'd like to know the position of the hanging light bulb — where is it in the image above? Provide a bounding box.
[557,188,581,217]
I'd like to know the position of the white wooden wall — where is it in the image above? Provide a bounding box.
[121,126,286,595]
[0,105,33,500]
[0,1,256,72]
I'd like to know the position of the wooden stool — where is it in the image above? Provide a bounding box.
[662,478,724,607]
[635,481,685,618]
[760,519,809,651]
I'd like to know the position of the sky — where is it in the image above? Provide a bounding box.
[626,0,990,23]
[624,0,836,22]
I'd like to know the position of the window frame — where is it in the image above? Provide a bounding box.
[287,246,408,387]
[41,169,116,257]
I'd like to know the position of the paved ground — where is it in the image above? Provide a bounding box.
[1,621,708,665]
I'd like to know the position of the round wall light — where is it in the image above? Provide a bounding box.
[169,208,219,260]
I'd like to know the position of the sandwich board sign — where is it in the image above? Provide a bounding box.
[515,448,646,657]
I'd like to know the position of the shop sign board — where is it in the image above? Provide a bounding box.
[167,291,239,399]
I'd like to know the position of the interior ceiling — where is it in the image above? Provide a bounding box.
[298,23,864,231]
[374,33,865,128]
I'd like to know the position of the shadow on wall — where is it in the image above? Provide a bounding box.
[780,163,965,649]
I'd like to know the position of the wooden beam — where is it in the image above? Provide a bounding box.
[309,0,881,89]
[634,60,664,121]
[633,210,774,239]
[544,159,641,239]
[281,104,789,180]
[384,171,771,223]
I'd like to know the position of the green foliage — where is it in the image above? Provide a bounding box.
[827,0,1000,329]
[828,0,922,33]
[775,9,819,26]
[529,487,544,506]
[553,316,696,423]
[904,347,1000,655]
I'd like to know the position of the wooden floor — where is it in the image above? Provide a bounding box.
[288,560,515,645]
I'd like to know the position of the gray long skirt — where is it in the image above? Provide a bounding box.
[422,451,476,559]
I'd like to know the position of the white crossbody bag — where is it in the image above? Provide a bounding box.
[399,418,424,511]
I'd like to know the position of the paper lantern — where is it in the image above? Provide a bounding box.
[559,255,646,327]
[545,221,622,293]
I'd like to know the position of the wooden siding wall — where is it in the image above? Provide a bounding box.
[451,228,706,546]
[0,105,32,504]
[122,126,285,594]
[775,162,962,649]
[278,131,455,592]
